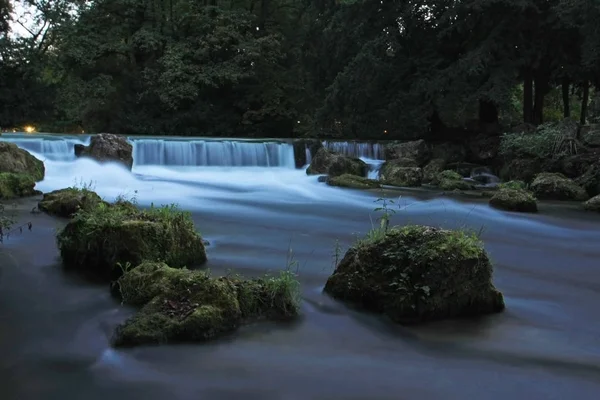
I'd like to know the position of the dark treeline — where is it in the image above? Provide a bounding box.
[1,0,599,138]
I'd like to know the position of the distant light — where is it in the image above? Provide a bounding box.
[256,27,260,31]
[24,125,36,133]
[297,120,301,124]
[384,130,388,134]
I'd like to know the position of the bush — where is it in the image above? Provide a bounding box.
[499,122,578,160]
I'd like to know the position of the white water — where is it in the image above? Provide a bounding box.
[323,141,384,160]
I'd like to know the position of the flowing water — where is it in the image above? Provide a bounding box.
[1,134,600,399]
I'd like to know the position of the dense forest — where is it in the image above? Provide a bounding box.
[0,0,599,139]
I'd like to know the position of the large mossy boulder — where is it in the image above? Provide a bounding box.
[580,124,600,147]
[576,161,600,197]
[467,134,501,164]
[326,174,381,190]
[489,188,538,213]
[583,195,600,212]
[436,170,474,191]
[530,172,588,201]
[0,173,39,199]
[0,142,45,181]
[38,187,104,218]
[499,159,543,184]
[422,158,446,184]
[57,202,206,280]
[323,225,505,324]
[112,262,301,347]
[75,133,134,170]
[385,139,431,166]
[379,162,422,187]
[306,148,367,177]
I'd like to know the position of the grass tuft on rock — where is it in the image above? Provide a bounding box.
[112,262,301,347]
[0,173,39,199]
[324,224,504,324]
[57,201,206,281]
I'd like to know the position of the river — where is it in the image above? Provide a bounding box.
[0,135,599,399]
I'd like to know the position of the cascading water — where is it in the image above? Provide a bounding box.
[0,134,90,161]
[131,139,295,168]
[322,141,385,160]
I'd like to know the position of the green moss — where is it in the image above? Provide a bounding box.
[38,187,104,217]
[0,142,45,181]
[112,262,301,347]
[498,180,527,190]
[530,172,589,201]
[489,188,538,213]
[324,225,504,324]
[434,169,474,191]
[327,174,381,189]
[57,202,206,281]
[0,172,39,199]
[438,170,463,181]
[379,164,422,187]
[423,158,446,183]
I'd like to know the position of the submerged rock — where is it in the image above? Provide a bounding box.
[38,187,104,218]
[57,202,206,280]
[112,262,301,347]
[530,172,588,201]
[489,188,537,213]
[323,225,505,324]
[379,162,422,187]
[326,174,381,190]
[306,148,367,177]
[0,142,45,181]
[583,195,600,212]
[0,173,39,199]
[75,133,134,170]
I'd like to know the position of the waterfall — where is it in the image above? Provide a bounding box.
[130,139,295,168]
[305,145,312,166]
[0,135,90,161]
[322,141,385,160]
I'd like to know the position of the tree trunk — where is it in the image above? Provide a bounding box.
[580,80,590,125]
[533,74,549,125]
[562,78,570,118]
[523,70,534,124]
[478,99,499,124]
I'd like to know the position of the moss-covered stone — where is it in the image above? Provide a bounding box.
[436,170,474,191]
[489,188,538,213]
[0,173,39,199]
[57,202,206,281]
[379,163,422,187]
[306,148,367,177]
[323,225,505,324]
[498,180,527,190]
[583,195,600,212]
[384,139,431,166]
[38,188,104,218]
[326,174,381,189]
[0,142,45,181]
[530,172,589,201]
[422,158,446,183]
[499,158,543,183]
[576,161,600,197]
[112,262,301,347]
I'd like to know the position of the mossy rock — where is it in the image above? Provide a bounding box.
[436,170,474,191]
[379,163,422,187]
[112,262,301,347]
[323,225,505,324]
[327,174,381,190]
[489,188,538,213]
[583,195,600,212]
[0,173,40,199]
[576,161,600,197]
[423,158,446,184]
[38,188,104,218]
[499,159,543,183]
[306,148,367,177]
[57,203,207,281]
[498,180,527,190]
[530,172,588,201]
[0,142,45,181]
